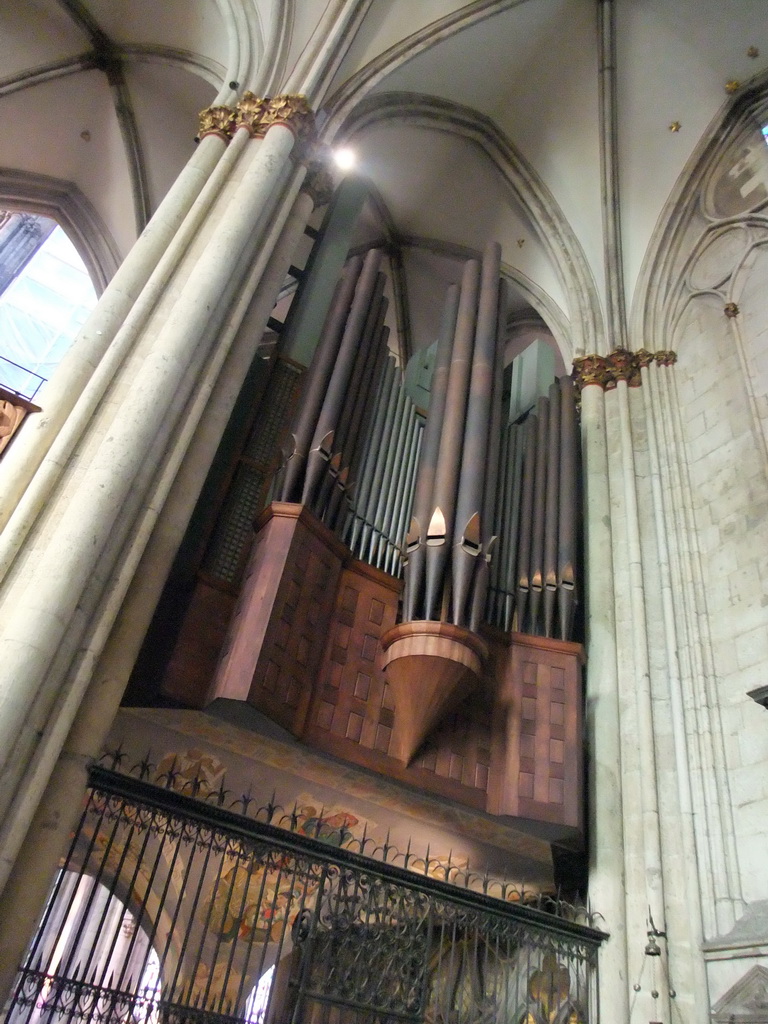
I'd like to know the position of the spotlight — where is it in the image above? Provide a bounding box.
[333,147,357,171]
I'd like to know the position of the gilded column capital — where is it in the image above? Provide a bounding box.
[572,348,678,391]
[654,350,677,366]
[235,92,316,143]
[197,105,237,141]
[572,354,613,390]
[264,94,315,142]
[608,347,640,386]
[235,92,271,136]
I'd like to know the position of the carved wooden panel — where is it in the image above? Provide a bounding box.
[194,503,583,833]
[304,562,492,808]
[411,697,494,794]
[488,633,583,831]
[208,504,345,733]
[161,580,237,707]
[305,561,399,750]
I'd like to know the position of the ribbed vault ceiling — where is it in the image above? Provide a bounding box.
[2,0,768,363]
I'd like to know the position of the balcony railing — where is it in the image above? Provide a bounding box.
[0,353,46,403]
[6,760,605,1024]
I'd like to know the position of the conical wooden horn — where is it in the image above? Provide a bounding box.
[380,621,488,764]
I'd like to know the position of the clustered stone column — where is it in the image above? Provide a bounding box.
[0,92,333,999]
[572,345,732,1024]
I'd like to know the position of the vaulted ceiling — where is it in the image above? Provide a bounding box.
[2,0,767,363]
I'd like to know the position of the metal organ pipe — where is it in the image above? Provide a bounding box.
[328,323,389,535]
[342,314,388,487]
[528,395,549,634]
[543,380,561,638]
[423,258,481,621]
[271,244,581,641]
[317,283,387,519]
[469,275,507,632]
[482,378,580,641]
[327,281,386,470]
[367,382,408,566]
[390,416,422,577]
[280,255,363,502]
[403,284,460,621]
[301,248,382,507]
[515,412,538,633]
[356,360,400,558]
[558,374,578,640]
[493,421,512,622]
[378,403,416,571]
[503,424,524,631]
[347,355,395,551]
[451,242,501,628]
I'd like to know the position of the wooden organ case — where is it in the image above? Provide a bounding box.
[152,243,586,847]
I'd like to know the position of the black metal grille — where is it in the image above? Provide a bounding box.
[203,359,303,585]
[7,764,604,1024]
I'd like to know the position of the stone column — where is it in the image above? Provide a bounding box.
[576,348,734,1021]
[640,355,711,1023]
[0,175,321,1003]
[0,94,316,898]
[574,363,629,1022]
[0,0,374,1001]
[0,115,233,540]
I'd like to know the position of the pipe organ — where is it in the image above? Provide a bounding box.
[486,376,579,641]
[273,240,581,642]
[147,240,585,844]
[278,249,423,577]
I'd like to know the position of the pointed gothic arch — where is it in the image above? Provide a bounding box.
[0,169,120,293]
[323,90,605,360]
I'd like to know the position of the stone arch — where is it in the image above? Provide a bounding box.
[0,168,121,294]
[631,68,768,346]
[629,71,768,927]
[322,90,604,360]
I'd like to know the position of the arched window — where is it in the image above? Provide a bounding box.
[244,964,275,1024]
[0,214,97,402]
[15,870,161,1024]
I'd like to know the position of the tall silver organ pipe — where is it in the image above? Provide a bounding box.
[423,258,481,620]
[403,284,459,621]
[515,412,537,633]
[335,321,389,524]
[390,414,422,578]
[502,424,524,630]
[543,380,561,638]
[451,242,500,627]
[487,374,581,641]
[469,278,507,633]
[487,421,511,624]
[280,256,363,502]
[274,244,580,636]
[356,360,402,559]
[347,356,396,552]
[347,368,421,576]
[301,248,383,508]
[557,374,579,640]
[529,395,548,633]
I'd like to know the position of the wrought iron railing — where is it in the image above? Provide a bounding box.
[0,354,46,402]
[7,759,605,1024]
